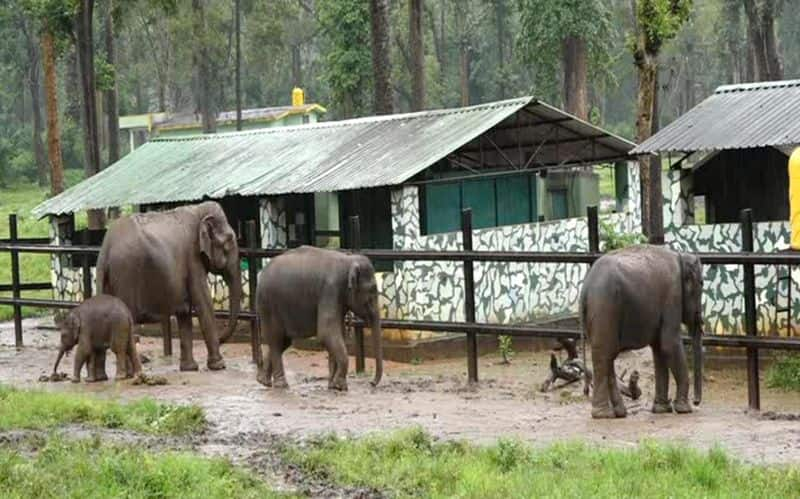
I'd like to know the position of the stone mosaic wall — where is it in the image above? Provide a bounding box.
[662,169,798,335]
[384,163,643,328]
[49,217,96,301]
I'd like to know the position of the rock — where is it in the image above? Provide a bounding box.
[38,372,68,382]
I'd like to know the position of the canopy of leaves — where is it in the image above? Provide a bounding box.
[636,0,693,54]
[517,0,614,102]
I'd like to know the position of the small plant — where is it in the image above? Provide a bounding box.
[599,220,647,251]
[410,356,423,365]
[498,335,514,364]
[766,354,800,391]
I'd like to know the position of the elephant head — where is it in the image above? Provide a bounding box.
[346,254,384,386]
[52,310,80,374]
[197,202,241,344]
[680,252,703,405]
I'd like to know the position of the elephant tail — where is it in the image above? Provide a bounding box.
[579,288,592,397]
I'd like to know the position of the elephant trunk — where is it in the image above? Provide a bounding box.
[370,316,383,387]
[692,319,703,406]
[219,260,242,344]
[52,346,66,374]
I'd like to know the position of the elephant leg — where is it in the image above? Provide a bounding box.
[268,335,291,389]
[176,312,198,371]
[189,278,225,370]
[323,333,348,392]
[93,349,108,381]
[72,347,88,383]
[651,346,672,414]
[590,348,615,419]
[85,351,97,382]
[665,336,692,414]
[127,335,143,378]
[609,361,627,418]
[114,346,127,380]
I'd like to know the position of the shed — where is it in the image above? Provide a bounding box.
[632,79,800,336]
[36,97,641,342]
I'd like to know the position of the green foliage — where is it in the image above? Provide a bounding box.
[284,428,800,498]
[94,56,116,92]
[498,335,514,364]
[600,220,647,251]
[0,385,206,435]
[317,0,372,117]
[766,355,800,391]
[633,0,693,54]
[0,437,286,499]
[21,0,78,42]
[517,0,614,102]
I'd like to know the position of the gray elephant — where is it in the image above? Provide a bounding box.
[52,294,142,382]
[255,246,383,391]
[97,201,241,371]
[580,245,703,419]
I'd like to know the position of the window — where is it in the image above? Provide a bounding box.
[550,189,569,220]
[314,192,341,248]
[422,173,539,235]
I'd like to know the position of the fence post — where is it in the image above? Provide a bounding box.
[587,206,599,254]
[245,221,261,367]
[81,231,92,300]
[741,208,760,411]
[9,215,22,348]
[349,216,366,374]
[462,209,478,383]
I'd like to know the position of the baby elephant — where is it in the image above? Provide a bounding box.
[52,295,142,383]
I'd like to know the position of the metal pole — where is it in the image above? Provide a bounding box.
[81,231,92,300]
[741,208,760,411]
[245,221,260,366]
[587,206,599,253]
[349,216,366,374]
[462,209,478,383]
[9,215,22,348]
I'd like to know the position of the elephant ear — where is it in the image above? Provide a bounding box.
[198,215,215,261]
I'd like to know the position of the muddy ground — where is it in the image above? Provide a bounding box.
[2,317,800,477]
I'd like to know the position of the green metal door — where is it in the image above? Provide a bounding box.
[496,176,530,226]
[425,182,461,233]
[462,178,496,229]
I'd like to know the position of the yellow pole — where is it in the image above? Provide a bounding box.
[790,147,800,250]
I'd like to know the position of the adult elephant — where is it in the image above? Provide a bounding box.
[255,246,383,390]
[580,245,703,419]
[97,201,241,371]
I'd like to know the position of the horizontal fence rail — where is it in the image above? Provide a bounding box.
[2,208,799,410]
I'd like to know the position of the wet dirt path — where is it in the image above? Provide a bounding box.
[2,318,800,467]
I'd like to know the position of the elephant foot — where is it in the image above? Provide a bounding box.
[256,370,272,387]
[180,359,199,372]
[71,377,81,384]
[591,406,618,419]
[651,401,673,414]
[272,378,289,389]
[613,404,628,418]
[207,357,226,371]
[329,378,348,392]
[673,400,693,414]
[95,374,109,382]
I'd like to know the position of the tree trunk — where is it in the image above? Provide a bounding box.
[370,0,393,115]
[743,0,770,81]
[235,0,242,130]
[760,0,782,79]
[460,41,470,107]
[562,35,588,120]
[409,0,425,111]
[635,48,662,243]
[193,0,216,133]
[105,0,121,219]
[495,0,507,99]
[65,48,81,123]
[76,0,105,228]
[41,30,64,196]
[290,45,302,88]
[24,23,48,187]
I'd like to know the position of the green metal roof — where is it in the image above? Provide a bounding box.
[33,97,636,217]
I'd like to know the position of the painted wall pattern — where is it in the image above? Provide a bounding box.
[662,169,798,335]
[49,218,96,301]
[384,163,643,329]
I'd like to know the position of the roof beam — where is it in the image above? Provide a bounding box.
[489,116,572,132]
[455,133,610,154]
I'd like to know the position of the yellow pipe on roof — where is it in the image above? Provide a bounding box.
[790,147,800,249]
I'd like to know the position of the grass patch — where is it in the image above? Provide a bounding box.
[0,385,205,435]
[284,427,800,498]
[766,354,800,391]
[0,436,287,498]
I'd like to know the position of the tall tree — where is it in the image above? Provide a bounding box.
[103,0,121,218]
[319,0,371,118]
[370,0,393,114]
[193,0,217,133]
[75,0,105,228]
[517,0,612,120]
[20,17,48,187]
[234,0,242,130]
[409,0,425,110]
[631,0,692,243]
[742,0,783,81]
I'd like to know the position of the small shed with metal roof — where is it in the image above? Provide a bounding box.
[37,97,642,338]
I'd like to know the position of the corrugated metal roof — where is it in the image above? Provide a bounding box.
[33,97,636,217]
[157,104,326,131]
[632,79,800,154]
